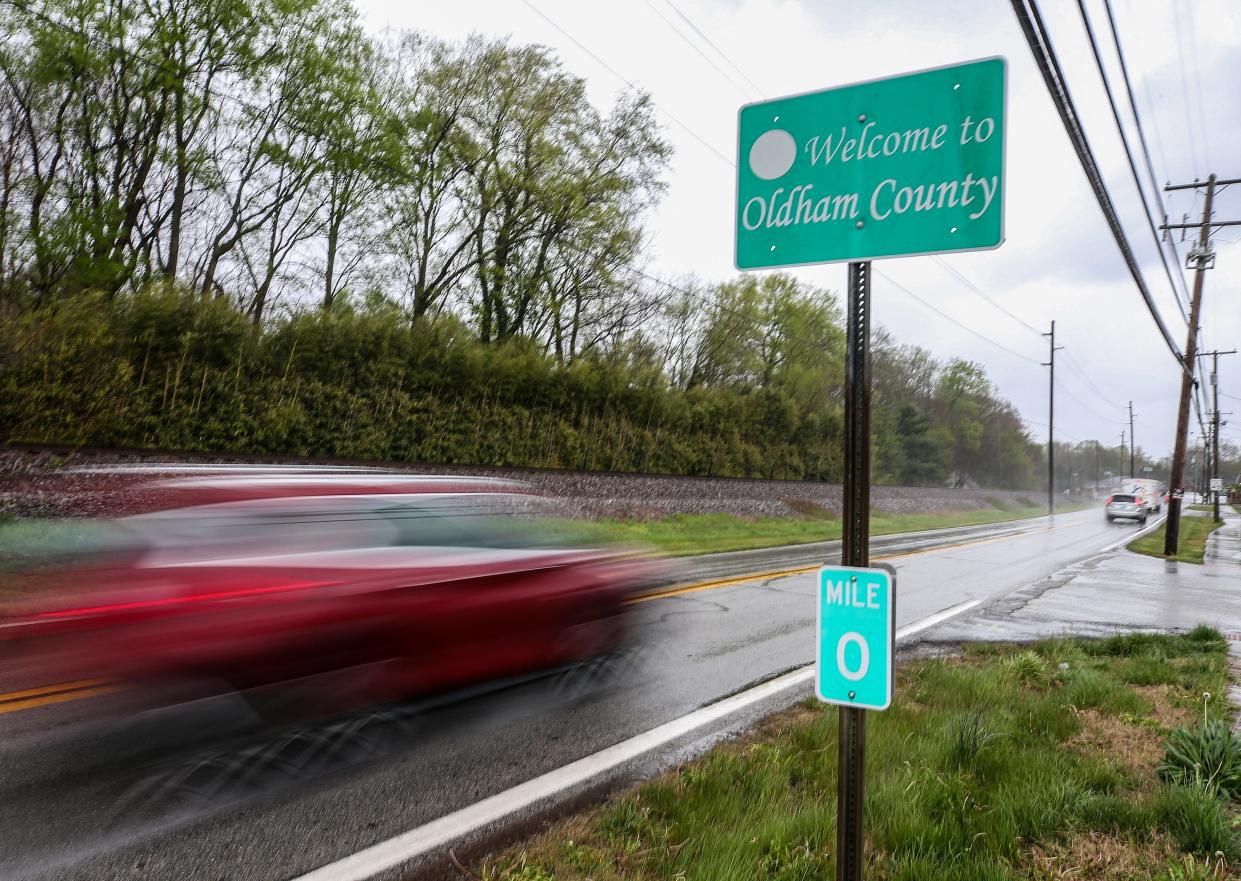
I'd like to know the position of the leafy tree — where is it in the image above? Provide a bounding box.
[893,403,948,485]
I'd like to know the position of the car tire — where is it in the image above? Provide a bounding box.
[1106,515,1114,522]
[1140,517,1147,526]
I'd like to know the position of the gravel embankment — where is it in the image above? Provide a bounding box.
[0,446,1048,521]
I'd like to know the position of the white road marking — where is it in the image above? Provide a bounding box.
[289,598,985,881]
[1100,513,1166,553]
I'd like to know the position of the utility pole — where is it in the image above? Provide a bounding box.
[1128,401,1136,480]
[1161,174,1217,554]
[1043,321,1063,514]
[1199,349,1237,519]
[1120,430,1126,490]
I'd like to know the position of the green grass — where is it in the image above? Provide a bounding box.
[1128,515,1224,564]
[576,500,1088,557]
[481,631,1235,881]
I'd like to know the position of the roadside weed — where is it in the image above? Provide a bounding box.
[1159,719,1241,799]
[479,629,1235,880]
[1153,784,1239,858]
[1161,852,1231,881]
[1000,649,1048,686]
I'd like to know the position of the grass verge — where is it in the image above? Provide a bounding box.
[1129,515,1223,565]
[577,501,1090,557]
[479,629,1235,881]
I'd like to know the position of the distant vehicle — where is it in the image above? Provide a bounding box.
[1104,492,1147,525]
[1125,478,1164,515]
[0,471,659,715]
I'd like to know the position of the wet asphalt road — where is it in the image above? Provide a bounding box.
[0,505,1136,881]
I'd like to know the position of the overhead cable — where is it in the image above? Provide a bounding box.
[875,269,1042,365]
[520,0,734,167]
[662,0,767,97]
[1058,348,1124,410]
[1074,0,1188,324]
[642,0,755,100]
[932,257,1044,337]
[1007,0,1185,369]
[1100,0,1192,316]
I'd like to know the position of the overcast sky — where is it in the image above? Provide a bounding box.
[357,0,1240,459]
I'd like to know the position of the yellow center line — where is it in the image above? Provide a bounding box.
[0,681,121,715]
[0,678,112,704]
[630,519,1086,604]
[627,565,820,604]
[1,519,1092,713]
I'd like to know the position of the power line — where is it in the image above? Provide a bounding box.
[661,0,767,97]
[1074,0,1188,324]
[1058,348,1123,409]
[1054,375,1122,427]
[874,268,1042,365]
[1099,0,1192,318]
[641,0,754,100]
[931,257,1044,337]
[1007,0,1185,370]
[520,0,734,167]
[929,254,1130,418]
[1022,415,1079,444]
[1169,3,1204,170]
[1181,0,1213,168]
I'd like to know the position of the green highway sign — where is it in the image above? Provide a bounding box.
[736,57,1006,269]
[816,564,895,711]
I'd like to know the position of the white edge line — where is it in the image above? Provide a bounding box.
[1100,513,1166,553]
[290,598,985,881]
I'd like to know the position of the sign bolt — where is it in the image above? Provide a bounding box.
[848,691,856,699]
[857,114,866,122]
[855,220,864,229]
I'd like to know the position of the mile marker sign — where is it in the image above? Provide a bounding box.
[736,57,1006,269]
[816,565,895,710]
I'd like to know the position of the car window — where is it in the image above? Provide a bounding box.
[1112,495,1135,502]
[380,497,592,550]
[0,519,143,571]
[128,500,399,557]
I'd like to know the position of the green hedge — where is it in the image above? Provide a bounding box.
[1,290,845,479]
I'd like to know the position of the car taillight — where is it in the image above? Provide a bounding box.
[1105,495,1114,505]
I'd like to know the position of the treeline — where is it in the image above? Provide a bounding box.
[0,0,667,352]
[0,0,1043,487]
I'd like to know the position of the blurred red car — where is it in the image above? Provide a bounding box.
[0,469,655,710]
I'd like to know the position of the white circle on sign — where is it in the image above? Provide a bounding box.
[749,129,796,180]
[836,632,870,682]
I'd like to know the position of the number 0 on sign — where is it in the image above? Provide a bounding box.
[816,565,896,710]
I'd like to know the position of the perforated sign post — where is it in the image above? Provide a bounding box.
[736,58,1006,881]
[816,565,896,711]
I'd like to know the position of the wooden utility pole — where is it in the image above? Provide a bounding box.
[1128,401,1136,480]
[1158,173,1241,553]
[1161,175,1214,554]
[1198,349,1237,519]
[1120,430,1126,490]
[1043,322,1063,513]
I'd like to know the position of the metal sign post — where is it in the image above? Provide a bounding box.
[837,260,871,881]
[734,57,1007,881]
